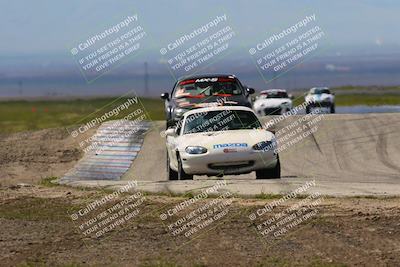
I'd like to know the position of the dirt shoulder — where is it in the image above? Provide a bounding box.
[0,127,95,186]
[0,184,399,267]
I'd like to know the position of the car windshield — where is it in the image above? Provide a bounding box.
[174,78,243,98]
[183,110,262,134]
[260,91,288,99]
[312,88,330,94]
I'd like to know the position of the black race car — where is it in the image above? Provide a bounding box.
[160,74,255,128]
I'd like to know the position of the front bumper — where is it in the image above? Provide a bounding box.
[180,150,278,175]
[263,107,282,115]
[308,101,332,107]
[255,105,291,116]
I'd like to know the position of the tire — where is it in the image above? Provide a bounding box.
[177,154,193,180]
[255,157,281,179]
[167,151,178,180]
[330,104,335,114]
[166,120,175,129]
[305,105,311,114]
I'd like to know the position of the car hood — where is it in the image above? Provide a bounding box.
[253,98,291,108]
[173,95,250,109]
[177,129,274,150]
[306,94,333,102]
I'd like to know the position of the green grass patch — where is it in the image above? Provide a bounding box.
[0,197,81,221]
[0,97,164,133]
[39,176,59,187]
[2,90,400,134]
[291,93,400,107]
[333,85,400,91]
[335,94,400,106]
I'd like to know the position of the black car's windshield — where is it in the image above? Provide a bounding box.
[312,88,330,94]
[183,110,262,134]
[174,78,243,99]
[260,91,288,99]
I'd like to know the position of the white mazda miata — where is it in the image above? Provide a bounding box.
[253,89,293,116]
[305,87,335,114]
[165,106,280,180]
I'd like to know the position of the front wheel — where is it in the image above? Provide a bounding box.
[166,120,175,129]
[305,105,311,114]
[167,151,178,180]
[330,104,335,114]
[177,154,193,180]
[255,157,281,179]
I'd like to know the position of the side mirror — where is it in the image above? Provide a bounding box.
[332,92,335,95]
[246,87,255,95]
[165,128,176,136]
[288,94,294,100]
[160,92,169,100]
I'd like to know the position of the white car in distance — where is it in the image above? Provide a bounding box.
[305,87,335,114]
[164,106,280,180]
[253,89,293,116]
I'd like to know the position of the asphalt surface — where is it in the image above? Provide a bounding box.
[61,114,400,196]
[124,114,400,182]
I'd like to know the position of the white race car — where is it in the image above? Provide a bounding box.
[165,106,280,180]
[305,87,335,114]
[253,89,293,116]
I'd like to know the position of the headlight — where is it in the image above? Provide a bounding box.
[252,140,276,151]
[174,108,187,118]
[185,146,207,154]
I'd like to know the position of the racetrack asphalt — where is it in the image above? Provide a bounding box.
[60,113,400,196]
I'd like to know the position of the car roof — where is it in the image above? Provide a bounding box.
[260,89,288,93]
[177,74,237,82]
[310,87,329,90]
[183,106,254,117]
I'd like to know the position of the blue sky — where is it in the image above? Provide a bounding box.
[1,0,399,56]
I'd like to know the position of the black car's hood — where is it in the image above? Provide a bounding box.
[173,95,251,109]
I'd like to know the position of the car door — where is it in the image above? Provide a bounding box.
[164,81,178,121]
[166,120,182,170]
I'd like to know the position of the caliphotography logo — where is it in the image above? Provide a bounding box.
[2,1,400,266]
